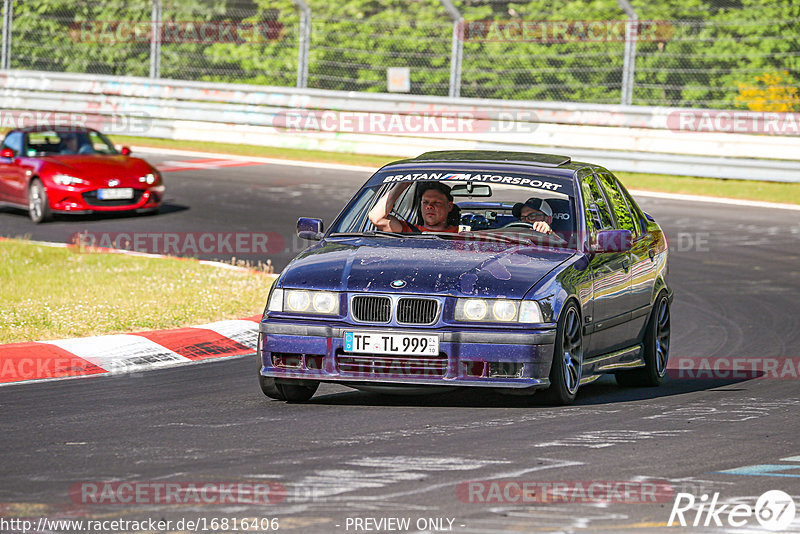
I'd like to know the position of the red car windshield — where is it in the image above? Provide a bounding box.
[25,130,118,156]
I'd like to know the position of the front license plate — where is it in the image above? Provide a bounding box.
[344,332,439,356]
[97,188,133,200]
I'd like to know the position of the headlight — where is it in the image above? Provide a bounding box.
[518,301,543,323]
[138,173,157,184]
[286,290,311,311]
[456,298,518,322]
[53,174,88,186]
[493,300,517,321]
[312,292,337,314]
[455,298,543,323]
[266,288,284,313]
[457,299,488,321]
[284,290,339,315]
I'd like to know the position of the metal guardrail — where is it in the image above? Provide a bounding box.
[1,70,798,182]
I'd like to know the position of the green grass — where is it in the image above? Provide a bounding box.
[617,171,800,205]
[114,134,800,206]
[0,238,272,344]
[114,134,397,169]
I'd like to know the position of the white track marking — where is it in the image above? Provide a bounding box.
[191,319,259,349]
[43,335,189,372]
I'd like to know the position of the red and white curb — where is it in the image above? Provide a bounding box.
[0,317,262,386]
[0,237,272,387]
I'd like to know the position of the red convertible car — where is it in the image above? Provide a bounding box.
[0,126,164,223]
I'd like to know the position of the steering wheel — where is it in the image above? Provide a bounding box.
[498,221,567,245]
[500,221,535,230]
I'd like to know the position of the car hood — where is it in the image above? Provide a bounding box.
[42,156,154,183]
[280,237,575,298]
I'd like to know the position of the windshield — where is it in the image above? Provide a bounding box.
[25,130,119,156]
[328,176,578,249]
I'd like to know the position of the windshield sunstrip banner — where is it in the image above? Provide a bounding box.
[373,171,572,194]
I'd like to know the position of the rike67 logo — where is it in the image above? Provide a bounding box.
[668,490,796,531]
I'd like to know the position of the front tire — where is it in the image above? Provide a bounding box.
[28,179,52,223]
[259,375,319,401]
[616,291,671,387]
[541,302,583,405]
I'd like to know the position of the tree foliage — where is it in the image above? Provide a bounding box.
[735,71,799,111]
[7,0,799,108]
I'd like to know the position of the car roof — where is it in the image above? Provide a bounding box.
[379,150,592,178]
[16,125,96,134]
[365,150,597,195]
[408,150,572,167]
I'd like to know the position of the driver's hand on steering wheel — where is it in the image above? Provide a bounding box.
[531,221,553,234]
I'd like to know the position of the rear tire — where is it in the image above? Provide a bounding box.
[28,179,52,223]
[540,302,583,405]
[259,375,319,401]
[616,291,671,387]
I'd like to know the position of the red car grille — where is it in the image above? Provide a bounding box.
[82,189,144,207]
[336,353,447,378]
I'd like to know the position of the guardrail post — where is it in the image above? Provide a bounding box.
[150,0,161,79]
[439,0,463,99]
[618,0,638,106]
[293,0,311,88]
[1,0,12,70]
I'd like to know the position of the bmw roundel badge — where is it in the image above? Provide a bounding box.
[391,280,406,288]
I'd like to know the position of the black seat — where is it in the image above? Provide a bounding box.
[545,198,575,243]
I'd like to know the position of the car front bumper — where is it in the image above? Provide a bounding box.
[259,321,556,390]
[48,186,163,213]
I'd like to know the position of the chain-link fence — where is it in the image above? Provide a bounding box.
[3,0,798,109]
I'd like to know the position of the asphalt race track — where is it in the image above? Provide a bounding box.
[1,154,799,533]
[0,153,369,269]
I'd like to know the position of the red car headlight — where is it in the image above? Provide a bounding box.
[52,174,89,186]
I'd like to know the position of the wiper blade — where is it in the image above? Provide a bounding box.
[329,231,410,238]
[460,232,532,245]
[329,231,454,240]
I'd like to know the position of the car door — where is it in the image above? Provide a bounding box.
[601,173,659,336]
[580,176,633,357]
[0,131,27,205]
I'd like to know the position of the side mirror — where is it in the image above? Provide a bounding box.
[297,217,324,241]
[592,229,632,253]
[0,148,14,159]
[120,146,132,156]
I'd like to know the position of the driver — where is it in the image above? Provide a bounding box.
[512,197,554,235]
[59,133,92,155]
[59,133,79,154]
[368,181,459,233]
